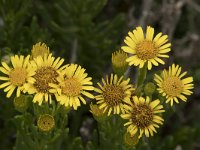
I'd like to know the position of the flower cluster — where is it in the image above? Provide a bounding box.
[92,26,194,141]
[0,25,194,146]
[0,43,94,110]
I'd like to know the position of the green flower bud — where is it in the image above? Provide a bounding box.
[144,82,156,96]
[124,132,139,146]
[112,50,128,76]
[37,114,55,132]
[90,104,107,122]
[13,95,29,112]
[60,105,71,114]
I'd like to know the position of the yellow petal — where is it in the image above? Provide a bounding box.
[150,100,160,109]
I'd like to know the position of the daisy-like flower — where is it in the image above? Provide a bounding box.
[122,26,171,70]
[24,54,64,105]
[154,64,194,106]
[121,96,165,138]
[95,74,134,116]
[31,42,50,59]
[0,55,34,98]
[49,64,94,110]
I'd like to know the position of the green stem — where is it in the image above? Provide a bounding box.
[136,63,147,96]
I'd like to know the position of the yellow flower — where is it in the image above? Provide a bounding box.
[49,64,94,110]
[154,64,194,106]
[37,114,55,132]
[121,96,165,138]
[24,54,64,105]
[31,42,50,58]
[112,50,128,75]
[0,55,34,98]
[122,26,171,70]
[95,74,134,116]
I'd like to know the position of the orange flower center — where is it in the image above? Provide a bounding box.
[9,67,27,86]
[103,85,124,106]
[33,67,58,93]
[136,40,158,60]
[162,76,183,97]
[61,78,82,97]
[131,104,153,128]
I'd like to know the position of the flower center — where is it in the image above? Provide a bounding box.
[37,114,55,132]
[131,104,153,128]
[9,68,27,86]
[61,78,82,96]
[103,85,124,106]
[136,40,158,60]
[33,66,59,93]
[162,76,183,97]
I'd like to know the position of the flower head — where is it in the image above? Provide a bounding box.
[122,26,171,70]
[24,54,64,105]
[112,50,128,75]
[50,64,94,110]
[121,96,165,138]
[0,55,34,98]
[37,114,55,132]
[31,42,50,59]
[154,64,194,106]
[95,74,134,116]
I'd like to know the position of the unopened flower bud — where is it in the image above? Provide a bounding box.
[144,82,156,96]
[37,114,55,132]
[60,105,71,114]
[124,132,139,146]
[90,104,107,122]
[13,94,29,112]
[31,42,50,59]
[112,50,128,76]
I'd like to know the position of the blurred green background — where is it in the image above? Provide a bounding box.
[0,0,200,149]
